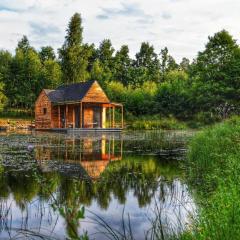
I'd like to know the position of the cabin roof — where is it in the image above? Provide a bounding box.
[43,80,101,103]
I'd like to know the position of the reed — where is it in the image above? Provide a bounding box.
[180,116,240,239]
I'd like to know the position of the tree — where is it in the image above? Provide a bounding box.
[93,39,115,84]
[190,30,240,117]
[114,45,132,85]
[4,36,43,108]
[0,82,7,107]
[165,69,188,83]
[39,46,56,62]
[159,47,178,81]
[0,50,12,107]
[155,72,191,119]
[42,60,62,89]
[88,39,115,85]
[0,50,12,83]
[97,39,115,67]
[17,35,32,53]
[59,13,92,84]
[39,46,61,89]
[134,42,160,84]
[89,59,104,82]
[179,57,190,72]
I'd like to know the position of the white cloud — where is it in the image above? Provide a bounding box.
[0,0,240,62]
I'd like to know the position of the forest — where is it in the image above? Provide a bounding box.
[0,12,240,126]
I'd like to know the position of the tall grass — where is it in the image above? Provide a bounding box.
[128,116,187,130]
[181,116,240,239]
[0,108,32,119]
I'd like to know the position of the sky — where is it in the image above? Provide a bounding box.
[0,0,240,62]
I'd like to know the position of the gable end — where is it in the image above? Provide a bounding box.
[82,81,110,103]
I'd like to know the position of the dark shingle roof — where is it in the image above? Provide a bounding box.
[44,80,96,103]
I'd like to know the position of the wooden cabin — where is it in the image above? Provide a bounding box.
[35,80,123,130]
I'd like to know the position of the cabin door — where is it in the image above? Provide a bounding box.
[74,106,80,128]
[93,107,102,128]
[60,106,65,128]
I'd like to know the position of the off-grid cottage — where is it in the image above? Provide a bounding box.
[35,80,123,130]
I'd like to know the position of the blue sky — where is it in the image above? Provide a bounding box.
[0,0,240,62]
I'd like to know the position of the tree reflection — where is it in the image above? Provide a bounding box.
[0,132,188,239]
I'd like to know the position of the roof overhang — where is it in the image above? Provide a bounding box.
[52,101,123,107]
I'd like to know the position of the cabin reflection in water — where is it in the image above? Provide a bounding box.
[35,134,123,179]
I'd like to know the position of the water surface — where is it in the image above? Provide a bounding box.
[0,130,196,239]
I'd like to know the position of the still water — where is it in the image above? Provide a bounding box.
[0,130,196,240]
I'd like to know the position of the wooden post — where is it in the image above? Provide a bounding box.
[109,107,112,129]
[112,135,115,156]
[73,105,75,128]
[102,107,106,128]
[80,102,83,128]
[112,106,115,128]
[58,105,60,128]
[65,105,68,128]
[121,105,124,129]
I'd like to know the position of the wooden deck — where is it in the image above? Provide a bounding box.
[35,128,123,133]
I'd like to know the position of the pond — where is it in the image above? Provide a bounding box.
[0,130,196,240]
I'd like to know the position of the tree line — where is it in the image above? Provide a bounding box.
[0,12,240,123]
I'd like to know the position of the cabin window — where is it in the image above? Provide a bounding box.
[43,108,47,115]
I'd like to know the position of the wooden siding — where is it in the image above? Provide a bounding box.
[35,90,52,129]
[51,105,59,128]
[35,81,122,129]
[82,81,109,103]
[83,107,94,128]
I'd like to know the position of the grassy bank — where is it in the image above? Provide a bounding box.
[0,108,33,119]
[126,115,188,130]
[181,116,240,239]
[125,113,219,130]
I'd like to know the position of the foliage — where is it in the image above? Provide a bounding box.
[0,13,239,125]
[128,115,187,130]
[39,46,56,62]
[182,117,240,239]
[113,45,132,86]
[59,13,92,84]
[190,30,240,118]
[0,108,32,119]
[134,42,160,84]
[0,36,61,109]
[106,81,157,115]
[155,70,192,119]
[159,47,179,81]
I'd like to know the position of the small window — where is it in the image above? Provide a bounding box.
[43,108,47,115]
